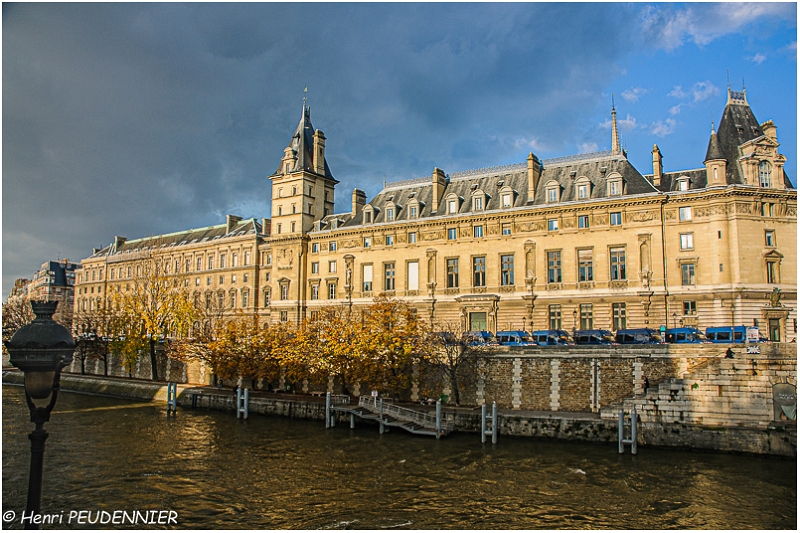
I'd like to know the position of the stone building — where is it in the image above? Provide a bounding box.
[8,259,79,328]
[74,87,797,341]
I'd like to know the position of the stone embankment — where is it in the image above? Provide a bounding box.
[3,363,795,457]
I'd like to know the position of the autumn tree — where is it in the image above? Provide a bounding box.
[112,243,198,381]
[357,296,430,397]
[72,300,126,376]
[2,296,35,358]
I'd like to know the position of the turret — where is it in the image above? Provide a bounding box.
[704,122,728,186]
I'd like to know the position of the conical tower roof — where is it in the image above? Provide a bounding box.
[704,123,725,162]
[273,104,335,180]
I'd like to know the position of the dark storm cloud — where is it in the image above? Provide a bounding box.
[4,3,792,297]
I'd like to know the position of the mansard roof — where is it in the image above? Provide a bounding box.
[90,219,261,258]
[652,168,708,192]
[322,151,657,230]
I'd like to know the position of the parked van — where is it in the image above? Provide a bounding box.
[615,328,662,344]
[530,330,574,346]
[462,330,499,346]
[574,329,616,345]
[705,326,746,343]
[664,327,709,344]
[496,330,536,346]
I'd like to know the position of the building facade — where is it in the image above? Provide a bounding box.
[74,87,797,341]
[8,259,80,328]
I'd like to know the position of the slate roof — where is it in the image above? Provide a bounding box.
[90,219,262,259]
[323,151,657,230]
[705,90,793,189]
[650,168,708,193]
[271,105,335,180]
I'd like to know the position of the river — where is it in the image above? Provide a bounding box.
[2,385,796,529]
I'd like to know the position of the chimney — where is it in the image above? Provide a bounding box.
[527,153,542,202]
[226,214,242,233]
[431,168,447,213]
[761,120,777,142]
[313,130,326,175]
[352,188,366,216]
[261,218,272,236]
[114,236,127,250]
[651,144,663,186]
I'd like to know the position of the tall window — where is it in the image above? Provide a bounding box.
[281,285,289,300]
[407,261,419,291]
[612,303,627,330]
[328,282,337,299]
[679,233,694,250]
[473,256,486,287]
[765,230,775,247]
[547,251,562,283]
[610,248,626,280]
[362,265,373,292]
[766,260,778,284]
[230,291,237,308]
[578,249,593,282]
[386,208,395,221]
[311,262,319,274]
[446,258,459,288]
[580,303,593,329]
[683,301,697,315]
[501,255,514,286]
[385,263,396,291]
[473,196,484,210]
[549,305,562,329]
[681,263,695,285]
[232,253,238,266]
[410,206,418,218]
[329,261,337,273]
[196,257,202,271]
[220,254,226,268]
[759,161,772,188]
[311,284,319,300]
[208,256,214,270]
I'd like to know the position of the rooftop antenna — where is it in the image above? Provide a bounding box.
[303,86,308,108]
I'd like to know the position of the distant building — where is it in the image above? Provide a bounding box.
[74,86,797,341]
[7,260,79,328]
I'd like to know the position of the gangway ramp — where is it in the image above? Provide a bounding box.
[329,395,453,438]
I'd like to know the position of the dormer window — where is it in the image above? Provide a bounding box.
[545,180,560,203]
[410,206,418,218]
[607,174,623,196]
[759,161,772,188]
[676,177,690,191]
[575,177,591,200]
[363,205,377,224]
[471,189,487,211]
[498,185,515,208]
[386,208,395,221]
[444,193,462,214]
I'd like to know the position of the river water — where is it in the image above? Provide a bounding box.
[1,385,796,529]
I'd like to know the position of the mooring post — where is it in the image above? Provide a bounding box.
[379,398,385,434]
[166,382,178,414]
[350,413,355,429]
[435,400,442,440]
[481,403,487,443]
[237,388,249,420]
[236,388,242,419]
[491,401,498,444]
[631,407,637,455]
[325,392,331,429]
[618,409,624,453]
[619,408,637,454]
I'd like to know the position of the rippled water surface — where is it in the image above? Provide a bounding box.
[2,385,796,529]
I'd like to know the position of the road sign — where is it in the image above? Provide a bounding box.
[746,326,760,343]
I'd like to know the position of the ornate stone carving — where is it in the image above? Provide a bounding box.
[444,288,460,295]
[500,286,515,293]
[664,210,676,221]
[562,216,575,228]
[546,283,562,291]
[487,224,499,236]
[459,227,471,238]
[593,214,608,225]
[423,230,444,241]
[517,221,545,232]
[736,202,754,215]
[276,248,294,270]
[578,281,595,290]
[610,280,628,290]
[341,239,359,249]
[405,290,418,297]
[628,210,656,222]
[396,233,407,244]
[694,205,726,218]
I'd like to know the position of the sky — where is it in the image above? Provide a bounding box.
[2,2,797,299]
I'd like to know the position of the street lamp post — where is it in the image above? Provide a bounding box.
[4,301,75,530]
[573,307,578,337]
[672,313,677,328]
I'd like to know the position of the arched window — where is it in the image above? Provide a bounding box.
[759,161,772,188]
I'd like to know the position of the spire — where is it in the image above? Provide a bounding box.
[611,97,621,155]
[705,121,725,162]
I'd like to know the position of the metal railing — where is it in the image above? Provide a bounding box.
[358,396,453,432]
